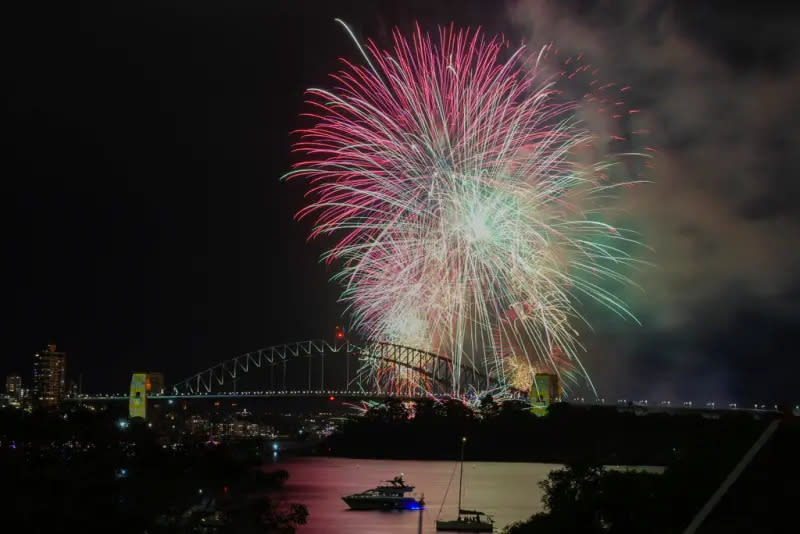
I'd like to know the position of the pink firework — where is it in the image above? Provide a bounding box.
[285,21,648,395]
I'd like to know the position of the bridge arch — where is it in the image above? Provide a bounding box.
[169,339,489,396]
[170,340,342,394]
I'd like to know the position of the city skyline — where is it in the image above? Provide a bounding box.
[4,1,800,402]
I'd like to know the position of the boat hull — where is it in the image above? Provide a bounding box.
[343,496,421,511]
[435,519,493,532]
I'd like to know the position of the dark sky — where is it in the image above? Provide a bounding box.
[3,1,799,403]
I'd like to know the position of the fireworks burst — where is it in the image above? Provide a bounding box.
[285,22,649,396]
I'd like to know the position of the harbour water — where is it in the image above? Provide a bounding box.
[271,457,561,533]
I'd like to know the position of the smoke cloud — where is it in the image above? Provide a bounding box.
[510,0,800,401]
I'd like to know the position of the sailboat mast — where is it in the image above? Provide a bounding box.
[458,436,466,513]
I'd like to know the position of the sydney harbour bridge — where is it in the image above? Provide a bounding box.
[70,338,785,419]
[74,339,511,403]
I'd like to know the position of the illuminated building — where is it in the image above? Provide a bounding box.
[5,374,22,398]
[530,373,561,417]
[32,345,66,409]
[211,419,266,438]
[188,415,209,434]
[129,373,148,419]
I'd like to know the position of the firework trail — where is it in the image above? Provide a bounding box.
[285,22,649,396]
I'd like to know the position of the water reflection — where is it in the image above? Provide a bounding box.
[271,457,560,533]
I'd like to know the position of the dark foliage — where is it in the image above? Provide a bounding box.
[504,417,800,534]
[0,408,306,533]
[326,400,766,465]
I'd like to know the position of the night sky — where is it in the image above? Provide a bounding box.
[3,1,798,402]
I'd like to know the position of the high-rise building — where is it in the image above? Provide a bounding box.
[5,374,22,398]
[32,344,66,409]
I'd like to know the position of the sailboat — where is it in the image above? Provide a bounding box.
[436,437,494,532]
